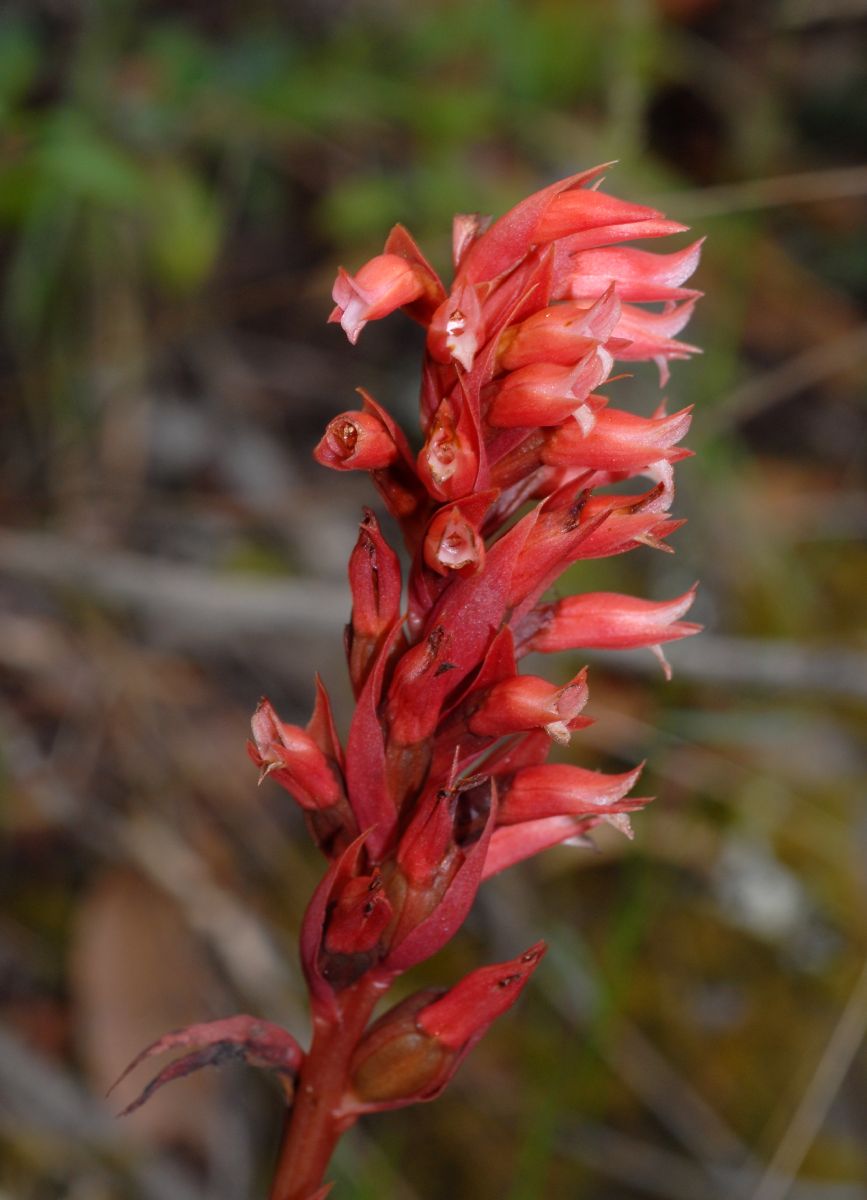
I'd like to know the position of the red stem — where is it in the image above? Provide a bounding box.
[268,982,381,1200]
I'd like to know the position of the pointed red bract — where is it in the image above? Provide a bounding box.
[417,942,546,1048]
[347,510,403,694]
[112,1016,303,1115]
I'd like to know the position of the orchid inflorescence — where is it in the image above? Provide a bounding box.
[117,166,702,1200]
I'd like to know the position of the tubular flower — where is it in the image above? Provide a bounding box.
[314,409,399,471]
[330,254,433,344]
[527,586,701,654]
[119,168,702,1200]
[468,668,590,744]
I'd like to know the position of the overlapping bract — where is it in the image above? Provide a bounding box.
[119,168,700,1127]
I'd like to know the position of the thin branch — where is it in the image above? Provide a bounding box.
[699,324,867,439]
[604,635,867,701]
[0,695,299,1023]
[751,954,867,1200]
[3,531,866,698]
[0,530,346,641]
[653,166,867,220]
[558,1120,865,1200]
[483,873,753,1189]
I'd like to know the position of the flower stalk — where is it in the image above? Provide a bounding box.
[117,167,702,1199]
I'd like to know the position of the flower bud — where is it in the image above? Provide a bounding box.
[347,943,545,1112]
[247,698,341,811]
[349,990,449,1106]
[314,410,399,471]
[423,504,486,576]
[417,397,479,501]
[497,290,620,371]
[381,779,495,975]
[468,668,589,745]
[329,254,429,344]
[488,354,612,428]
[396,786,461,890]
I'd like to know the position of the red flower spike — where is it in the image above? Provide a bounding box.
[417,942,547,1050]
[112,1016,303,1116]
[528,586,701,654]
[499,761,645,823]
[248,698,341,811]
[330,254,431,344]
[469,668,590,745]
[314,410,399,472]
[238,169,701,1192]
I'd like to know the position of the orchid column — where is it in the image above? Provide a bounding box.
[120,168,702,1200]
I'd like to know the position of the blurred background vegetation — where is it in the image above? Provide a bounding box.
[1,1,865,1197]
